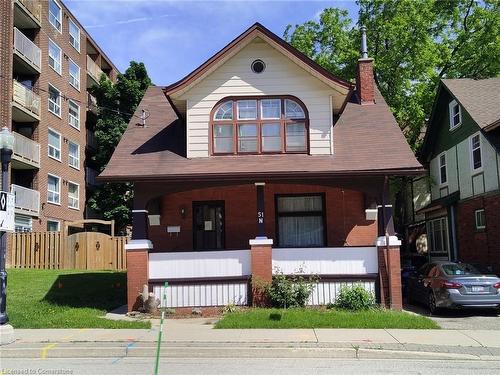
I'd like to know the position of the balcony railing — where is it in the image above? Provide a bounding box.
[12,132,40,168]
[12,80,40,117]
[11,184,40,216]
[13,27,41,70]
[87,56,105,83]
[16,0,42,23]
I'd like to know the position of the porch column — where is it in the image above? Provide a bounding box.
[250,182,273,306]
[376,177,403,310]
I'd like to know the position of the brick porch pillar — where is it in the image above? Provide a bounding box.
[249,238,273,306]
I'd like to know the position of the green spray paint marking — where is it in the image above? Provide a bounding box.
[154,281,168,375]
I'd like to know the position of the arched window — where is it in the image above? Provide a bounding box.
[210,96,308,155]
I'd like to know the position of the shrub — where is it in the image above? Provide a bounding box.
[266,269,317,308]
[223,303,239,314]
[334,285,375,310]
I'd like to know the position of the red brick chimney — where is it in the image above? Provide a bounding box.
[356,26,375,104]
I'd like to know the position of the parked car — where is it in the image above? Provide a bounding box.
[407,261,500,314]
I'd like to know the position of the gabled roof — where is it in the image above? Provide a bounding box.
[165,22,353,98]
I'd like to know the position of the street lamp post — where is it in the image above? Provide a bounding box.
[0,126,15,325]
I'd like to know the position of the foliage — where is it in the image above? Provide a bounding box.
[266,269,318,308]
[223,303,239,314]
[215,308,439,329]
[284,1,500,151]
[88,61,151,233]
[330,284,375,310]
[7,269,150,329]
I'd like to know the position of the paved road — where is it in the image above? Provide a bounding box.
[405,303,500,330]
[2,357,500,375]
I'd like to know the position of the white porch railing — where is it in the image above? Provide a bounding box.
[11,184,40,216]
[87,56,105,83]
[13,27,41,70]
[12,80,40,117]
[12,131,40,167]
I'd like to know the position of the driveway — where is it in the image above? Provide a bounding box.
[405,303,500,330]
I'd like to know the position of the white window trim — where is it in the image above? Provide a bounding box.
[47,173,61,205]
[68,58,81,91]
[68,100,80,130]
[47,219,61,231]
[448,99,462,130]
[48,0,62,33]
[48,38,62,75]
[438,151,447,186]
[48,83,62,118]
[48,127,62,162]
[469,132,483,172]
[427,216,449,256]
[68,181,80,210]
[260,99,281,120]
[475,209,486,230]
[68,141,80,170]
[68,18,81,52]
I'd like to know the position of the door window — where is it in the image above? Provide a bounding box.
[193,201,225,250]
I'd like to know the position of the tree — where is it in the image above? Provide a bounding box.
[285,0,499,150]
[88,61,151,233]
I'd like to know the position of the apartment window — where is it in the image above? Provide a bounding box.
[68,100,80,130]
[15,215,32,233]
[47,220,60,232]
[427,217,449,257]
[448,99,461,130]
[68,182,79,210]
[475,209,486,230]
[48,39,62,74]
[48,0,62,32]
[69,19,80,52]
[211,97,308,154]
[439,153,447,185]
[68,141,80,169]
[47,174,60,204]
[470,134,482,170]
[276,194,325,247]
[68,59,80,90]
[48,84,61,117]
[48,128,61,161]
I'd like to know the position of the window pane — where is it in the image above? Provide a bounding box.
[262,123,281,152]
[68,101,80,129]
[285,99,305,119]
[69,20,80,51]
[278,216,324,247]
[261,99,281,119]
[68,183,79,209]
[48,129,60,159]
[238,124,257,152]
[214,101,233,120]
[472,135,481,169]
[277,196,323,213]
[49,0,61,30]
[48,40,61,73]
[47,221,59,231]
[47,175,60,204]
[69,142,79,168]
[213,124,234,153]
[237,100,257,120]
[69,61,80,90]
[48,85,60,116]
[286,123,307,152]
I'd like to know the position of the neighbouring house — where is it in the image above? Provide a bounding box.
[100,23,423,311]
[403,78,500,274]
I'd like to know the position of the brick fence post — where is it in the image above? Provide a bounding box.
[376,236,402,310]
[125,240,152,312]
[249,238,273,306]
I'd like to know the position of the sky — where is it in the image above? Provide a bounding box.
[65,0,360,85]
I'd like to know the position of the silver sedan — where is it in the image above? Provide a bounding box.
[407,261,500,314]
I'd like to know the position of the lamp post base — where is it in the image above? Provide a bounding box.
[0,323,14,345]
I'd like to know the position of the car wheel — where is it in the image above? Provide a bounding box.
[428,292,438,315]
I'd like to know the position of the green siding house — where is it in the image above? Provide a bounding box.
[405,78,500,274]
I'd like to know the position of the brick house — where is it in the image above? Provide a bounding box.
[403,78,500,274]
[0,0,118,233]
[100,23,423,311]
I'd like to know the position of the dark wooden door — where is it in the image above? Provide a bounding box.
[193,201,225,250]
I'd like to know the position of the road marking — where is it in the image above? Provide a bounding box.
[40,343,57,359]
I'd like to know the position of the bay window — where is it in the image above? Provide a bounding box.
[211,96,308,154]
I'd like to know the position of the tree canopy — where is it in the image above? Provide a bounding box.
[88,61,151,233]
[284,0,499,150]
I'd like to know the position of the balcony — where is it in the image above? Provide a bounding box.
[13,27,41,74]
[86,167,101,187]
[12,80,40,122]
[86,129,97,150]
[11,184,40,216]
[87,56,105,87]
[87,93,98,115]
[14,0,41,29]
[12,132,40,169]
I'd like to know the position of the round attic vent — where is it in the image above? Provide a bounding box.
[251,59,266,74]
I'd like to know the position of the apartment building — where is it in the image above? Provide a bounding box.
[0,0,118,232]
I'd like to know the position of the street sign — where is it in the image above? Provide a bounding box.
[0,191,15,232]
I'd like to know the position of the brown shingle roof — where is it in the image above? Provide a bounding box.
[99,86,423,182]
[442,78,500,131]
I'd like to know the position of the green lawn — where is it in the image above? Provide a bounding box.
[215,308,439,329]
[6,269,150,329]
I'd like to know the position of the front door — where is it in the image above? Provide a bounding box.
[193,201,225,250]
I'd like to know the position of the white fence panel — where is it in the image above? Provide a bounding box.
[308,280,376,306]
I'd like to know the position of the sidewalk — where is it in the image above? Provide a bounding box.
[2,318,500,360]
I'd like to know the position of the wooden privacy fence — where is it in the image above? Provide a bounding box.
[9,231,128,270]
